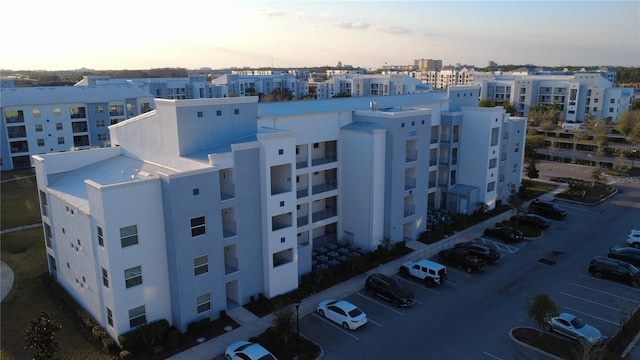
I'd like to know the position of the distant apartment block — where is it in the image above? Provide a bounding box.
[1,85,155,171]
[75,75,229,99]
[33,89,525,342]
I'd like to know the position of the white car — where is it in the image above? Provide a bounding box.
[543,313,603,344]
[627,230,640,248]
[316,299,367,330]
[225,340,277,360]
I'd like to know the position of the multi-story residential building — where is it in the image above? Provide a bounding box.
[472,72,634,122]
[1,85,155,171]
[211,73,308,99]
[75,75,229,99]
[312,74,430,99]
[33,90,525,342]
[413,58,442,71]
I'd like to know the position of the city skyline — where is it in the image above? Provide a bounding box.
[2,1,639,72]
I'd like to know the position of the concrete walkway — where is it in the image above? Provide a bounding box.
[1,260,15,302]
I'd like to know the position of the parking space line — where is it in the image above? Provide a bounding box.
[312,313,360,340]
[482,351,504,360]
[559,291,622,311]
[579,274,640,292]
[475,237,520,254]
[367,318,382,327]
[561,306,620,326]
[356,292,403,315]
[570,282,640,303]
[446,267,472,278]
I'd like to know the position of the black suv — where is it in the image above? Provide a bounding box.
[527,199,567,220]
[588,256,640,288]
[365,273,415,307]
[607,246,640,267]
[437,247,487,273]
[455,240,501,264]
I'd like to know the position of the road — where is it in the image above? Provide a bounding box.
[297,165,640,359]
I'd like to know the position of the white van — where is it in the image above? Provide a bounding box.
[561,122,586,132]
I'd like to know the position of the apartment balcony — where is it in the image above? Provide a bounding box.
[312,180,337,195]
[404,177,416,191]
[220,183,236,201]
[404,205,416,218]
[7,127,26,138]
[406,150,417,162]
[297,215,309,227]
[296,156,308,169]
[429,159,438,166]
[297,187,309,198]
[10,141,29,154]
[428,179,437,188]
[223,221,237,238]
[312,153,337,166]
[224,256,239,275]
[312,208,337,223]
[272,213,292,231]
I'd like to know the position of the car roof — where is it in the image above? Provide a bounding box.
[415,259,446,270]
[558,313,577,321]
[610,246,640,255]
[333,300,358,311]
[369,273,394,282]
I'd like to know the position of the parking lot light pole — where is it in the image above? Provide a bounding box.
[294,300,301,360]
[632,148,637,169]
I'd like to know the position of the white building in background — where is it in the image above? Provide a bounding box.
[75,75,229,99]
[312,74,431,99]
[0,85,155,171]
[33,90,525,342]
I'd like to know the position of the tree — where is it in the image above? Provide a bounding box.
[478,98,494,107]
[526,292,558,333]
[24,311,63,360]
[615,110,640,136]
[271,305,295,345]
[262,89,293,102]
[525,158,539,179]
[507,184,525,226]
[590,168,602,187]
[525,135,546,160]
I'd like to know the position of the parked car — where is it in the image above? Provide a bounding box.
[509,213,551,229]
[454,240,500,264]
[588,256,640,288]
[607,246,640,267]
[225,341,277,360]
[365,273,415,307]
[483,226,523,243]
[437,247,487,273]
[527,199,567,220]
[543,313,603,344]
[316,299,367,330]
[627,229,640,248]
[398,259,447,287]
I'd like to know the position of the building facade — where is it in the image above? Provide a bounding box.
[1,85,155,171]
[33,91,525,342]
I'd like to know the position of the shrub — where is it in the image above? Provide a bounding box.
[119,350,131,360]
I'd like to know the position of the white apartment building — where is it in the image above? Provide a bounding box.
[33,90,525,342]
[211,73,308,99]
[1,85,155,171]
[472,72,634,122]
[312,74,430,99]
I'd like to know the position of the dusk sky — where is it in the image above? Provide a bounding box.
[2,1,639,71]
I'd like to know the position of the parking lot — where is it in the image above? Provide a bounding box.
[297,190,640,359]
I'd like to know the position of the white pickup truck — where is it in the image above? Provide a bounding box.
[398,259,447,287]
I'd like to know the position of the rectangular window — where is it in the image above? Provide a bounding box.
[124,266,142,288]
[56,123,63,130]
[216,110,222,116]
[489,158,497,169]
[44,223,52,248]
[196,293,211,314]
[95,106,104,113]
[37,139,45,146]
[4,110,24,123]
[35,124,43,132]
[490,127,499,146]
[120,225,139,247]
[126,103,136,112]
[234,109,240,115]
[487,181,496,192]
[514,142,520,153]
[70,106,86,119]
[54,108,61,116]
[191,216,206,237]
[97,226,104,247]
[97,133,107,141]
[96,119,105,127]
[128,305,146,328]
[102,268,109,288]
[197,111,203,118]
[32,109,41,117]
[109,105,124,116]
[106,307,113,327]
[194,255,209,276]
[57,137,65,145]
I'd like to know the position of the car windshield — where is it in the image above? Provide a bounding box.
[570,317,585,329]
[628,264,640,275]
[348,308,363,317]
[258,355,277,360]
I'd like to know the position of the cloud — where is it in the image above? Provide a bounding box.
[375,24,410,35]
[259,8,286,17]
[333,22,370,30]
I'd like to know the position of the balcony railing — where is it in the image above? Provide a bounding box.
[297,187,308,198]
[220,184,236,200]
[404,178,416,190]
[312,153,337,166]
[297,215,308,227]
[296,157,308,169]
[312,208,337,222]
[404,205,415,217]
[406,150,417,162]
[223,221,237,238]
[224,257,239,275]
[312,180,337,195]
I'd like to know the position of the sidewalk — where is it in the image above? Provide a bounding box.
[169,207,518,360]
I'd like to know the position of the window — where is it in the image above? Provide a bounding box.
[126,103,136,112]
[70,106,86,119]
[124,266,142,288]
[194,255,209,276]
[97,226,104,247]
[56,123,63,130]
[490,127,499,146]
[514,142,520,153]
[53,108,61,116]
[278,149,284,155]
[106,307,113,327]
[95,106,104,113]
[97,133,107,141]
[197,111,203,118]
[193,188,199,196]
[216,110,222,116]
[609,108,614,113]
[489,158,497,169]
[96,119,105,127]
[102,268,109,288]
[128,305,146,328]
[196,293,211,314]
[32,109,41,117]
[35,124,43,132]
[109,105,124,116]
[57,137,65,145]
[120,225,139,247]
[487,181,496,192]
[37,139,45,146]
[191,216,206,237]
[234,109,240,115]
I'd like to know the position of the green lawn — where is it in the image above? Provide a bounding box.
[1,168,41,229]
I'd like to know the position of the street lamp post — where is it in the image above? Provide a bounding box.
[632,148,637,169]
[294,300,300,360]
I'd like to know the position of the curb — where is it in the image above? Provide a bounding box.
[509,327,564,360]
